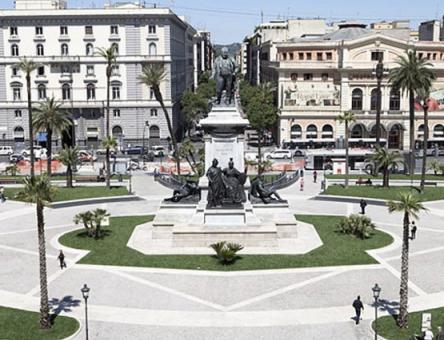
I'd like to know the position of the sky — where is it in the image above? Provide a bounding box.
[1,0,443,43]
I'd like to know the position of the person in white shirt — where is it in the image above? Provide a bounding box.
[424,328,434,340]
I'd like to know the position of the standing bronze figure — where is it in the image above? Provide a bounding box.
[223,158,246,204]
[206,159,225,207]
[212,47,236,105]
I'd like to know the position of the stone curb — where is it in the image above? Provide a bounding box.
[50,195,144,209]
[312,195,389,206]
[63,319,83,340]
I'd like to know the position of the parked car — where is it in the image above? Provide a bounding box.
[127,158,147,171]
[264,149,293,160]
[124,146,144,155]
[0,146,13,156]
[78,150,96,162]
[9,153,24,163]
[21,146,47,159]
[151,145,166,157]
[96,148,116,156]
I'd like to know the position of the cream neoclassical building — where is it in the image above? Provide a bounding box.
[261,23,444,151]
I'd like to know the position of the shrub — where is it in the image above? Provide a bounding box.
[210,241,244,264]
[337,214,376,239]
[73,208,110,239]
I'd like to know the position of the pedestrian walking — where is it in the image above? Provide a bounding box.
[436,326,444,340]
[410,221,417,240]
[313,170,317,183]
[359,199,367,215]
[0,186,5,203]
[57,250,67,270]
[424,328,434,340]
[300,177,304,191]
[352,296,364,325]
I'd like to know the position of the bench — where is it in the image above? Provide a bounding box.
[75,176,105,183]
[356,179,373,186]
[0,178,19,184]
[424,181,438,187]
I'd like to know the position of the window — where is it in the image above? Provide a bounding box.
[10,27,18,36]
[306,124,318,138]
[389,89,401,111]
[37,84,46,100]
[148,25,156,34]
[11,67,18,76]
[303,73,313,81]
[60,26,68,35]
[110,25,119,34]
[150,88,155,99]
[61,64,70,74]
[289,52,294,60]
[11,44,19,56]
[306,52,312,60]
[61,43,69,56]
[111,43,119,55]
[317,52,323,61]
[13,88,21,101]
[36,44,44,56]
[14,110,22,118]
[281,53,287,61]
[35,27,43,35]
[290,73,298,81]
[322,124,334,138]
[86,83,95,100]
[150,108,158,117]
[112,86,120,100]
[371,51,384,61]
[326,52,332,60]
[434,124,444,137]
[111,65,119,76]
[113,109,120,117]
[62,84,71,100]
[321,73,329,81]
[86,43,94,56]
[85,26,93,35]
[298,52,304,60]
[149,43,157,56]
[290,124,302,139]
[418,52,424,59]
[86,65,94,75]
[351,88,363,110]
[370,88,379,111]
[37,66,45,76]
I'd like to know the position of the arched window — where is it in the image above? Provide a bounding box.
[11,44,19,56]
[86,83,95,100]
[149,42,157,56]
[322,124,333,138]
[37,84,46,100]
[351,88,363,110]
[111,43,119,55]
[370,88,378,111]
[86,43,94,56]
[351,124,364,138]
[290,124,302,139]
[306,124,318,139]
[112,125,123,137]
[149,125,160,146]
[434,124,444,137]
[14,126,25,142]
[62,83,71,100]
[61,43,69,56]
[389,89,401,111]
[36,44,44,56]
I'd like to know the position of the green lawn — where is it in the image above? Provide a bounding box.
[0,174,129,181]
[5,186,129,202]
[323,185,444,202]
[0,306,79,340]
[325,174,444,181]
[59,215,393,271]
[374,307,444,340]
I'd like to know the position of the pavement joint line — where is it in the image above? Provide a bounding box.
[0,244,58,259]
[0,224,74,236]
[102,268,228,312]
[70,263,384,277]
[0,206,35,221]
[224,269,348,312]
[384,245,444,262]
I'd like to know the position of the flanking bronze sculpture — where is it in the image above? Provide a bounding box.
[165,181,201,203]
[250,176,286,204]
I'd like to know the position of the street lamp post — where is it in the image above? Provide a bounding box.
[374,57,384,148]
[142,120,149,165]
[81,284,91,340]
[372,283,382,340]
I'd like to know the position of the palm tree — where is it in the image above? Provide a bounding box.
[138,64,181,174]
[33,97,71,176]
[417,88,434,192]
[389,51,435,176]
[97,46,118,189]
[337,111,356,187]
[387,192,426,328]
[15,175,56,329]
[57,146,79,188]
[73,211,94,237]
[366,147,403,187]
[91,208,110,239]
[16,58,39,177]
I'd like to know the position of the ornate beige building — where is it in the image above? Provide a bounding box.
[261,24,444,151]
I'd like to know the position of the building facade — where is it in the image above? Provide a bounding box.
[0,0,205,150]
[261,24,444,151]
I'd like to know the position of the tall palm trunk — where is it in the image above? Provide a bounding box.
[154,88,180,175]
[345,121,349,187]
[46,128,53,176]
[257,132,263,175]
[105,75,111,189]
[37,202,50,329]
[398,211,410,328]
[383,167,389,187]
[66,164,73,188]
[420,104,429,192]
[409,89,415,176]
[27,74,35,178]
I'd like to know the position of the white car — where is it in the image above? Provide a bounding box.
[264,149,293,160]
[21,146,47,159]
[151,145,166,157]
[0,146,13,156]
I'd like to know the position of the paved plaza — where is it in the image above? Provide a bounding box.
[1,173,444,339]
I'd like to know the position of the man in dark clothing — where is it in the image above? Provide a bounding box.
[352,296,364,324]
[313,170,317,183]
[410,221,417,240]
[57,250,66,270]
[360,199,367,215]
